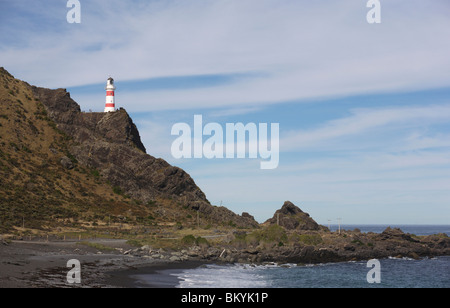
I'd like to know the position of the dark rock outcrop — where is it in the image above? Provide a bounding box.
[30,87,146,153]
[211,228,450,265]
[377,227,418,242]
[30,87,80,125]
[265,201,321,231]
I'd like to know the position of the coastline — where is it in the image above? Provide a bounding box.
[1,225,449,288]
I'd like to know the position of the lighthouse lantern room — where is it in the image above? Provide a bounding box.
[104,77,116,112]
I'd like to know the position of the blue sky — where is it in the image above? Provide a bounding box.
[1,0,450,224]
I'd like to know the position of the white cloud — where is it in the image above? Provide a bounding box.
[176,103,450,223]
[281,104,450,151]
[2,0,450,112]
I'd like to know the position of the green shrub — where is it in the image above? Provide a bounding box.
[247,225,288,246]
[196,236,209,247]
[112,186,123,195]
[351,239,364,246]
[296,234,323,245]
[181,234,196,245]
[181,235,209,247]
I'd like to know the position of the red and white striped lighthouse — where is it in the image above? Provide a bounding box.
[104,77,116,112]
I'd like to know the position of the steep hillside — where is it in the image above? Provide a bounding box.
[0,68,258,233]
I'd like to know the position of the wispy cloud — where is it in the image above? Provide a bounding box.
[184,102,450,223]
[2,0,450,112]
[281,104,450,151]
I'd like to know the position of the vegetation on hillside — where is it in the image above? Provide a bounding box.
[0,68,241,235]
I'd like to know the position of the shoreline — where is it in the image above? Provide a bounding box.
[1,226,449,288]
[104,255,450,288]
[1,242,448,288]
[0,239,210,288]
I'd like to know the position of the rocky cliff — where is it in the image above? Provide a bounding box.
[0,67,258,231]
[30,86,207,205]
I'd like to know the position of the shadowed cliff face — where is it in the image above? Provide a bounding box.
[30,86,206,203]
[28,79,258,228]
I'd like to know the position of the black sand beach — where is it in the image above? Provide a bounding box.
[106,261,208,288]
[0,239,205,288]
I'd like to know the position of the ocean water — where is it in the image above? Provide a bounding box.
[139,225,450,288]
[175,257,450,288]
[329,224,450,236]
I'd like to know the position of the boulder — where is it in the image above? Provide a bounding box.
[60,156,74,170]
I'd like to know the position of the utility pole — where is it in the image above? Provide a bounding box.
[328,219,331,230]
[337,218,342,234]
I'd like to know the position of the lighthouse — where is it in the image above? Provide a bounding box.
[104,77,116,112]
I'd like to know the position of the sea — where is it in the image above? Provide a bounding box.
[138,225,450,288]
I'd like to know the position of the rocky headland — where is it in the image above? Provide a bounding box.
[122,201,450,265]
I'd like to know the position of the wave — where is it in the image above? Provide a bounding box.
[176,263,271,288]
[387,256,416,261]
